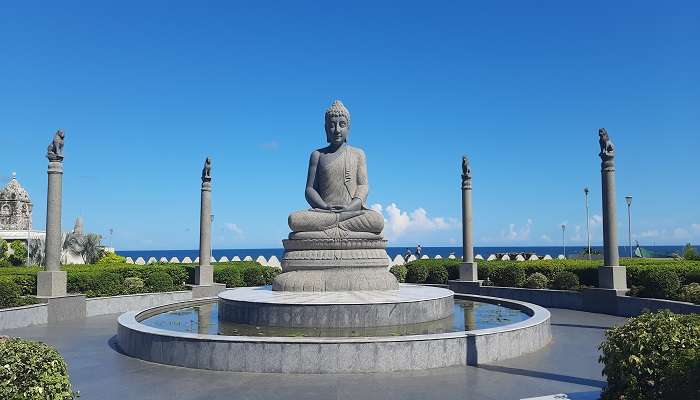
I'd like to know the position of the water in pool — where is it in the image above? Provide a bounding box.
[141,300,530,337]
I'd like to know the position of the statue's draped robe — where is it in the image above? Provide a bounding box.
[288,145,384,239]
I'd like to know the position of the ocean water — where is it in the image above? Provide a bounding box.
[117,245,696,261]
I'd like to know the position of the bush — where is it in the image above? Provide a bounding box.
[599,310,700,400]
[390,265,407,283]
[676,282,700,304]
[0,279,22,308]
[214,267,244,287]
[524,272,548,289]
[95,252,126,265]
[0,337,77,399]
[8,241,27,266]
[405,263,429,284]
[145,271,174,292]
[551,270,579,290]
[426,265,449,284]
[67,271,123,297]
[638,269,681,299]
[123,277,145,294]
[242,266,268,286]
[490,266,526,287]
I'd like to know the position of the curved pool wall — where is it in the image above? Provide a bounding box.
[117,294,551,373]
[218,285,455,328]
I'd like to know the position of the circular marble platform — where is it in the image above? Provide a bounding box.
[218,284,454,328]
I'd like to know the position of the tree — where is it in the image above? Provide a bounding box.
[8,241,27,266]
[0,239,7,260]
[81,234,104,264]
[684,243,700,261]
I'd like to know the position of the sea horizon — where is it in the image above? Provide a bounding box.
[117,244,698,261]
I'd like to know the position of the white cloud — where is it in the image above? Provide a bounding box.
[638,229,659,238]
[225,223,244,238]
[540,234,552,242]
[692,224,700,233]
[502,219,533,241]
[569,225,583,242]
[673,227,690,239]
[370,203,455,241]
[590,214,603,226]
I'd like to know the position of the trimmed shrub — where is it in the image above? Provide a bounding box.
[215,267,244,287]
[638,269,681,299]
[67,271,122,297]
[95,252,126,265]
[551,270,579,290]
[123,277,145,294]
[426,265,449,284]
[390,265,407,283]
[405,263,429,284]
[242,266,268,286]
[490,266,526,287]
[524,272,548,289]
[599,310,700,400]
[145,271,174,292]
[0,337,77,399]
[0,279,22,308]
[445,263,460,280]
[676,282,700,304]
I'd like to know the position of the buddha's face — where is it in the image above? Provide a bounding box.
[325,116,349,146]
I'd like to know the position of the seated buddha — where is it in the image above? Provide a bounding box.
[288,100,384,240]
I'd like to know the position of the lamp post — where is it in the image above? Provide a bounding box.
[625,196,632,259]
[561,224,566,259]
[584,187,591,260]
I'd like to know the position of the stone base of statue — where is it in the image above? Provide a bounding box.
[273,238,399,291]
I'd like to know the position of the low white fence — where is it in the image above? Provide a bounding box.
[123,253,564,268]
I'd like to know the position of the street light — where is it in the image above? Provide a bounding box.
[625,196,633,258]
[561,224,566,259]
[584,187,591,261]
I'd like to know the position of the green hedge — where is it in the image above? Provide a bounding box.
[0,337,77,399]
[403,259,460,284]
[599,310,700,399]
[0,279,39,308]
[398,258,700,303]
[0,262,280,301]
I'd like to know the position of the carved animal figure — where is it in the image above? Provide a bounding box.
[47,130,65,160]
[202,157,212,182]
[598,128,614,156]
[461,156,471,180]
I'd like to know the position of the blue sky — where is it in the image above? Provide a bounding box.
[2,1,699,250]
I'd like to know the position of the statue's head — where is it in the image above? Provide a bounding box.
[56,129,65,140]
[598,128,608,139]
[325,100,350,145]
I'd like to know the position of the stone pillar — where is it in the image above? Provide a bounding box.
[37,131,67,297]
[597,129,627,291]
[188,158,225,298]
[459,156,478,281]
[196,157,213,286]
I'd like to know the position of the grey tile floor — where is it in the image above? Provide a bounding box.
[1,308,626,400]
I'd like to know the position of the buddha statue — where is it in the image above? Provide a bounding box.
[288,100,384,239]
[274,100,398,292]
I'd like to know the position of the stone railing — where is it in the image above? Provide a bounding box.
[122,253,567,268]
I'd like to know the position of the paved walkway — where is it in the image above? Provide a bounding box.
[2,308,626,400]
